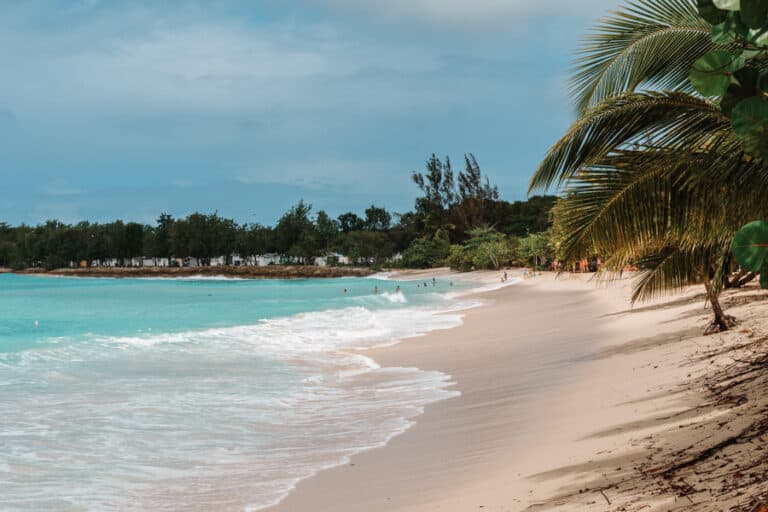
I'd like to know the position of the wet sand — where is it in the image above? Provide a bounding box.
[269,271,768,511]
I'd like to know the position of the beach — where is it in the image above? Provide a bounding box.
[270,270,768,511]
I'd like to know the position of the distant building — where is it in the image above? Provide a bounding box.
[315,253,350,267]
[256,253,280,266]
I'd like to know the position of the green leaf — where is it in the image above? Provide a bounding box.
[732,221,768,271]
[761,267,768,289]
[710,12,751,42]
[732,96,768,157]
[712,21,738,42]
[699,0,730,23]
[753,27,768,45]
[740,0,768,28]
[723,68,760,114]
[734,67,760,91]
[759,70,768,93]
[689,50,746,96]
[714,0,741,9]
[711,21,738,42]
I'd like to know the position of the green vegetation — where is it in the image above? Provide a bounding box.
[400,239,451,269]
[732,220,768,288]
[0,154,556,270]
[530,0,768,333]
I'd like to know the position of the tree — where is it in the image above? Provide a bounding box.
[363,205,392,231]
[412,155,455,239]
[343,231,395,265]
[315,211,340,254]
[124,223,144,262]
[154,213,174,261]
[274,200,320,263]
[529,0,768,333]
[337,212,364,233]
[453,154,499,234]
[447,228,518,271]
[517,233,552,269]
[399,238,450,269]
[170,212,236,265]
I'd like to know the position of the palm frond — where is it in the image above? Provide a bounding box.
[529,92,728,192]
[572,0,713,114]
[630,246,707,302]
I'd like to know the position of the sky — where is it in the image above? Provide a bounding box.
[0,0,619,226]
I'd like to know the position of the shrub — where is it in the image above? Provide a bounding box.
[446,229,519,271]
[399,238,450,268]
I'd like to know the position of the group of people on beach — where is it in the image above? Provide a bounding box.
[344,276,452,296]
[499,268,538,283]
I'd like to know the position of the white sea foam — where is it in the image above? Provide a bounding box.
[134,275,251,281]
[366,272,396,281]
[1,298,472,511]
[380,291,407,303]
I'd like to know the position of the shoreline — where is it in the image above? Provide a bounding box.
[12,265,375,279]
[268,271,768,511]
[269,270,609,511]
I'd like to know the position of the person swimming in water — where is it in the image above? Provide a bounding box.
[395,285,401,293]
[374,286,379,294]
[343,288,348,294]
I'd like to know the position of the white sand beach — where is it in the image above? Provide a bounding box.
[269,270,768,511]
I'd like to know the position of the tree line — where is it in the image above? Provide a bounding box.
[0,154,556,270]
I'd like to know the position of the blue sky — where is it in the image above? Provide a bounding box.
[0,0,618,226]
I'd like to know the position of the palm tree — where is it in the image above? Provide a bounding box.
[530,0,768,332]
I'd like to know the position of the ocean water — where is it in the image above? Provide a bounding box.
[0,273,476,511]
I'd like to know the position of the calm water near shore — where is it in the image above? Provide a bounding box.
[0,273,476,511]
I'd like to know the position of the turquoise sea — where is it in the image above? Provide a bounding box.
[0,273,475,511]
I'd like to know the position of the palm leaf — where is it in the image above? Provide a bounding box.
[530,92,728,192]
[572,0,714,114]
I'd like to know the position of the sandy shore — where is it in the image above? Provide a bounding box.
[269,271,768,511]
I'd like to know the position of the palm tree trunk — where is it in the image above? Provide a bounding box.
[704,280,736,334]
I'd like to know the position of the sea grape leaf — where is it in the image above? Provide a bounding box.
[689,50,746,96]
[740,0,768,28]
[734,67,760,91]
[732,220,768,272]
[714,0,741,9]
[720,68,758,114]
[721,84,744,115]
[699,0,730,23]
[732,96,768,157]
[759,70,768,93]
[756,29,768,45]
[712,21,738,42]
[711,12,751,42]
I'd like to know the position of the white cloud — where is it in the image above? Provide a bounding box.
[235,158,399,191]
[0,18,445,118]
[41,180,81,197]
[320,0,619,25]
